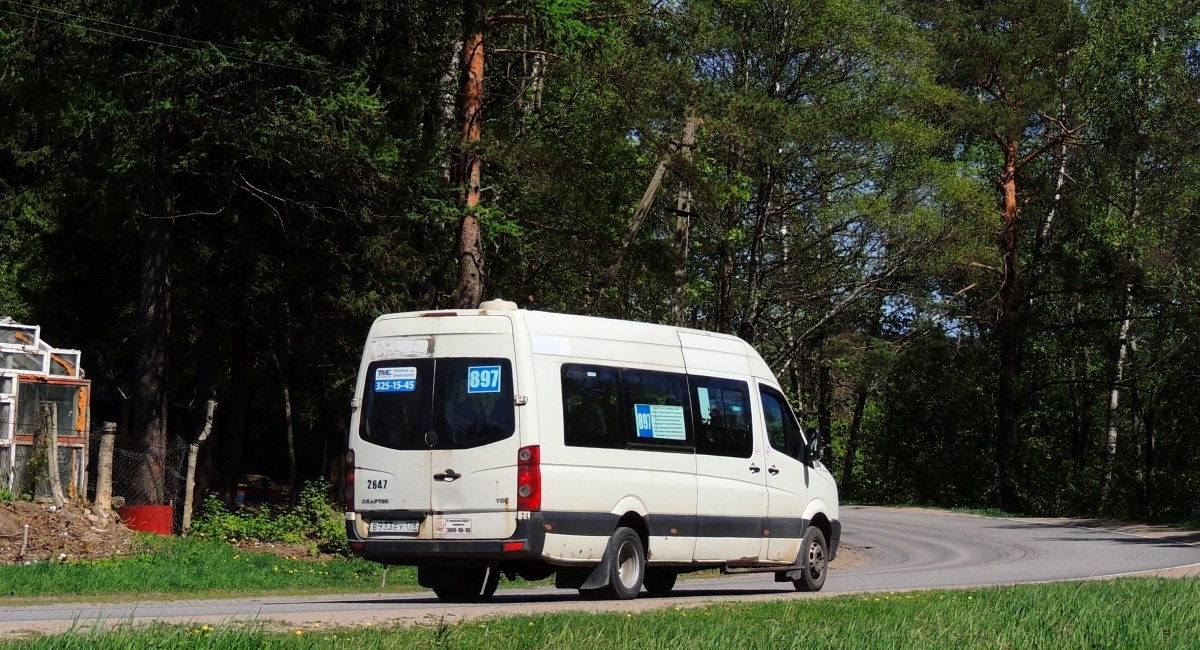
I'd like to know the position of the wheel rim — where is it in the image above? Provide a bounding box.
[806,539,826,580]
[616,539,641,588]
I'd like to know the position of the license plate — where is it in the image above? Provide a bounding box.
[369,519,420,534]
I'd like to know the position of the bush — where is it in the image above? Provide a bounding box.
[191,478,347,556]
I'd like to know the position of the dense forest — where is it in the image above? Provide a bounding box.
[3,0,1200,519]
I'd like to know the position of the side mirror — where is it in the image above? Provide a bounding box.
[804,428,825,464]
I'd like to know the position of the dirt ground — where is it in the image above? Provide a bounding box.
[0,500,136,565]
[0,500,323,565]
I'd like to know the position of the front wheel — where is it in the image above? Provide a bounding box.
[582,526,645,600]
[792,526,828,592]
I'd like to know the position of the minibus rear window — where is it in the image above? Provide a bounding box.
[359,358,514,450]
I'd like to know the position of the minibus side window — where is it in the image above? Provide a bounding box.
[623,369,693,450]
[562,364,624,449]
[692,376,753,458]
[761,386,804,461]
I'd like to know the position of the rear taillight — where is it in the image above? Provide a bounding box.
[516,445,541,512]
[344,449,355,511]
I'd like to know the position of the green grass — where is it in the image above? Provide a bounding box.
[1176,517,1200,531]
[0,535,419,602]
[6,578,1199,649]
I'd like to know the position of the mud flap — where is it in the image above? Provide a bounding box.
[776,566,805,582]
[774,530,809,583]
[577,539,613,591]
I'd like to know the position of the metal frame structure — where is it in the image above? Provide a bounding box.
[0,319,90,496]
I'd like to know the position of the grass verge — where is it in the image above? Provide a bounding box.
[5,578,1199,649]
[0,535,418,602]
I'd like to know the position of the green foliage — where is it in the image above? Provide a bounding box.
[849,335,995,508]
[4,0,1200,522]
[0,488,13,503]
[191,480,347,556]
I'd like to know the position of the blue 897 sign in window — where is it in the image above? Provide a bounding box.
[467,366,502,393]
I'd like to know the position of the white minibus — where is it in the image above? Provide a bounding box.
[344,300,840,601]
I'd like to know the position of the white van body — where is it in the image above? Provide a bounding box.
[344,301,840,601]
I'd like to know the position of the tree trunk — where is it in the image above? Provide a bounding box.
[994,136,1021,512]
[816,357,832,462]
[1096,283,1133,515]
[517,26,546,133]
[182,399,216,535]
[1142,386,1156,516]
[669,116,698,326]
[282,374,297,508]
[451,0,487,309]
[221,314,250,505]
[587,152,670,313]
[1068,293,1092,471]
[128,147,174,506]
[588,118,706,314]
[1128,346,1146,516]
[841,384,869,493]
[715,221,734,333]
[737,167,774,345]
[1096,154,1143,515]
[434,38,460,184]
[1030,112,1071,305]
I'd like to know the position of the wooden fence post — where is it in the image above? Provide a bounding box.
[182,400,216,535]
[94,422,116,517]
[43,404,65,507]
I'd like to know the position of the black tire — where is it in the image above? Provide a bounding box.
[792,526,828,592]
[587,526,645,600]
[643,568,678,595]
[431,566,500,602]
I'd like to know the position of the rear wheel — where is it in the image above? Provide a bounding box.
[430,566,500,602]
[792,526,828,592]
[582,526,645,600]
[643,568,678,595]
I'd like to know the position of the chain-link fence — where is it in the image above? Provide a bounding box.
[87,427,191,507]
[1,386,88,500]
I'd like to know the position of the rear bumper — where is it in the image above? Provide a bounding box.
[346,514,546,564]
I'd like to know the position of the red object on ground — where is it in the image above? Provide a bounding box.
[119,505,173,535]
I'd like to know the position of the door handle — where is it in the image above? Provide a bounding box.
[434,469,461,482]
[749,464,761,474]
[767,466,780,476]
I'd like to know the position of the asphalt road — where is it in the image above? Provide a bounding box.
[3,506,1199,636]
